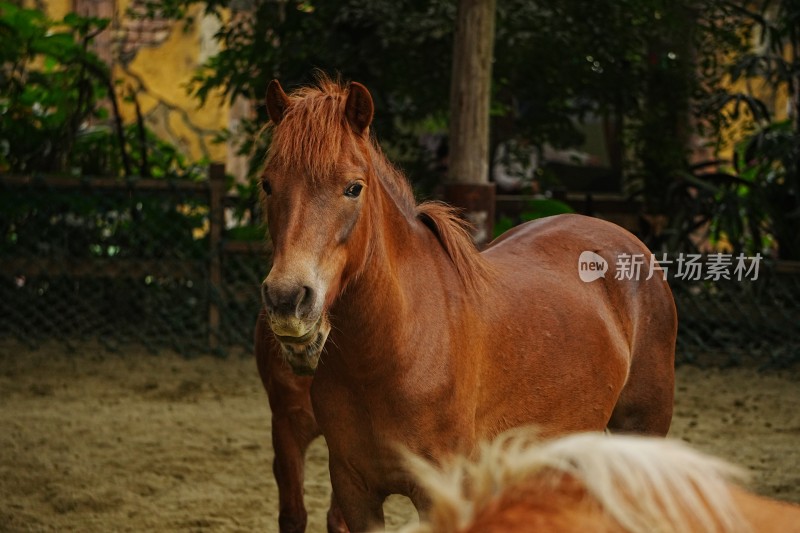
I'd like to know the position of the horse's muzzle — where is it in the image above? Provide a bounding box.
[270,316,330,375]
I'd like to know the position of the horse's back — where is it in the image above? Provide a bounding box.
[480,214,676,436]
[483,214,666,307]
[486,213,651,261]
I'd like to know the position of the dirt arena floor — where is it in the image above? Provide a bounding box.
[1,344,798,532]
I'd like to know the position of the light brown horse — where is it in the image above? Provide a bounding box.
[257,75,677,531]
[401,428,800,533]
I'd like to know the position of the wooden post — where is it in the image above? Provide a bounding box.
[208,163,225,351]
[446,0,497,246]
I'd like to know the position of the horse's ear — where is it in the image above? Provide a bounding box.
[266,79,290,125]
[345,82,374,136]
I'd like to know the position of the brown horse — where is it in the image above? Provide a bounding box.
[401,428,800,533]
[257,75,676,531]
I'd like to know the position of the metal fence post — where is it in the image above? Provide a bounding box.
[208,163,226,351]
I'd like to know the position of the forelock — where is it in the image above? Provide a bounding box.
[267,78,362,180]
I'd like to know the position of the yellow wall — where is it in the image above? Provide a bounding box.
[114,0,228,163]
[715,79,791,164]
[33,0,229,165]
[38,0,71,19]
[714,23,793,162]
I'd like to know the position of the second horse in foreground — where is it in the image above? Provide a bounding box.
[402,428,800,533]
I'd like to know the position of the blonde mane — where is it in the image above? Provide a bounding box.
[402,429,751,533]
[266,75,492,290]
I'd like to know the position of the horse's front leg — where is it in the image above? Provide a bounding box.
[256,313,323,533]
[326,493,350,533]
[328,459,385,532]
[271,409,319,533]
[269,390,349,533]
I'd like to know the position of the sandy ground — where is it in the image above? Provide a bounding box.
[0,344,799,532]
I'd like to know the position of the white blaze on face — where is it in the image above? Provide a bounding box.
[578,251,608,282]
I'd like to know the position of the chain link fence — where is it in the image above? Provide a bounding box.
[672,266,800,367]
[0,167,268,356]
[1,170,798,366]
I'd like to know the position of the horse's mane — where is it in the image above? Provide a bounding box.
[416,201,492,289]
[266,74,358,182]
[267,74,492,290]
[402,429,751,533]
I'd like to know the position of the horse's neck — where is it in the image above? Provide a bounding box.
[337,185,440,318]
[328,178,468,376]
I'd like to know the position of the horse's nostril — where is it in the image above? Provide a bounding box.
[300,286,314,309]
[293,286,306,309]
[263,280,314,318]
[261,282,274,311]
[292,285,315,318]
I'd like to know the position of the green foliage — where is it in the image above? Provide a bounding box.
[654,160,759,255]
[0,3,213,181]
[495,1,665,145]
[736,119,800,259]
[174,0,456,184]
[0,179,208,258]
[494,198,574,237]
[0,3,225,300]
[151,1,702,190]
[64,123,207,180]
[186,1,455,126]
[144,0,797,257]
[0,2,112,173]
[662,0,800,260]
[725,0,800,259]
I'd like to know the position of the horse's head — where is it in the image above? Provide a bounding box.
[259,77,376,375]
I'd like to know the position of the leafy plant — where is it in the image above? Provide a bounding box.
[494,198,574,237]
[138,0,798,256]
[0,3,129,174]
[727,0,800,260]
[737,119,800,259]
[690,0,800,260]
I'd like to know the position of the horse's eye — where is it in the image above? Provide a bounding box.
[344,183,363,198]
[261,179,272,195]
